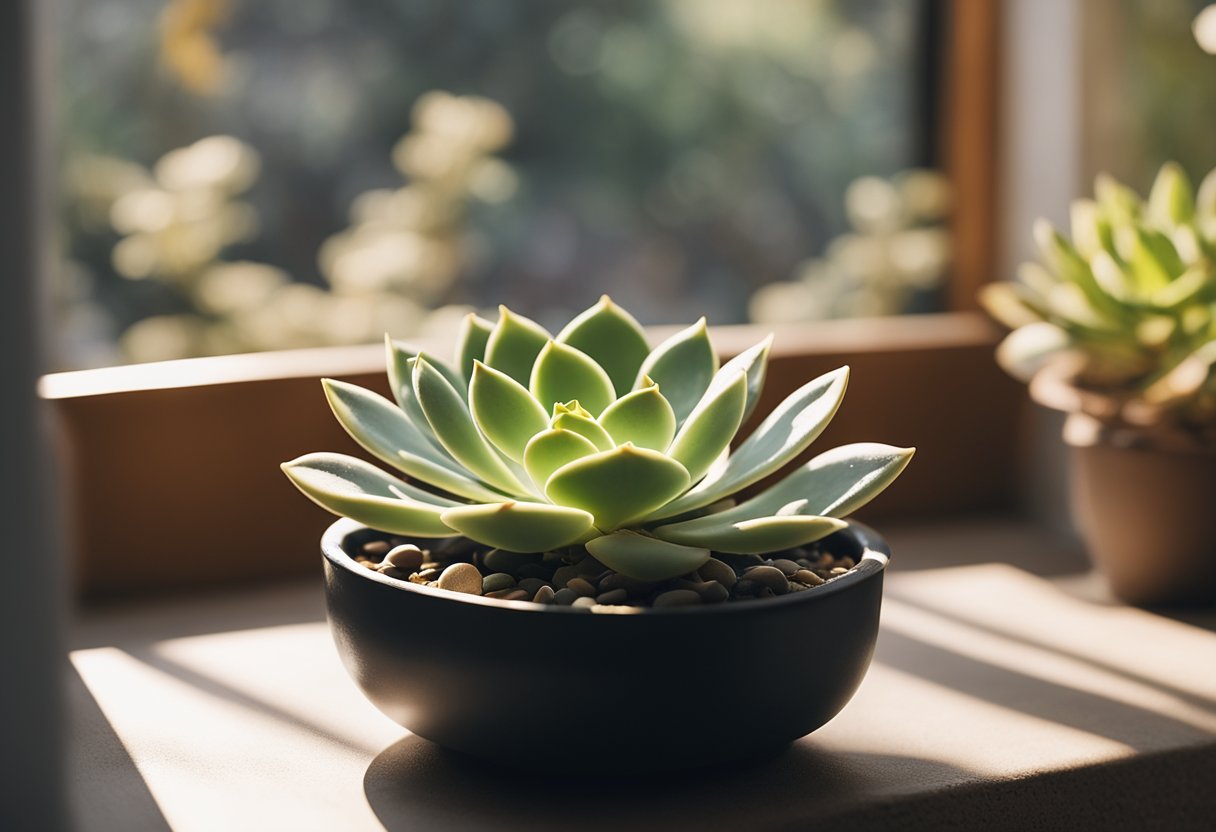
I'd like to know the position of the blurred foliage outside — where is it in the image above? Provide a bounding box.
[57,0,940,368]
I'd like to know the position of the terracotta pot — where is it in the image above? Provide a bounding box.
[1065,414,1216,606]
[321,517,892,770]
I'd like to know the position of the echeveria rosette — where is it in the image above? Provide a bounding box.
[980,163,1216,437]
[283,296,915,581]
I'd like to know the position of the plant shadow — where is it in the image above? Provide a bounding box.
[362,734,974,832]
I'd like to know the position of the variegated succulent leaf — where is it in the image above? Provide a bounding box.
[284,299,914,581]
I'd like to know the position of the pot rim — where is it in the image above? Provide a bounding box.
[322,517,889,616]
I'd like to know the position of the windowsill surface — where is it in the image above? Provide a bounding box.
[69,516,1216,831]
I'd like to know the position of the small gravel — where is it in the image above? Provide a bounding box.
[436,562,483,595]
[351,533,861,609]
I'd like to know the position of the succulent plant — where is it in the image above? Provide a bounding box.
[980,163,1216,439]
[283,297,913,581]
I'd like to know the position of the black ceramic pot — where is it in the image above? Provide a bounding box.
[322,517,891,770]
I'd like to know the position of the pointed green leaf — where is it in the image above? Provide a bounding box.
[439,501,594,553]
[456,313,495,384]
[323,377,456,473]
[666,370,747,482]
[978,282,1049,329]
[382,345,458,460]
[994,322,1072,382]
[1198,167,1216,219]
[414,357,528,495]
[545,445,691,531]
[387,337,466,400]
[1146,161,1194,228]
[649,366,850,520]
[523,429,600,491]
[556,296,651,397]
[1128,227,1182,291]
[529,340,616,416]
[483,306,551,386]
[713,335,773,423]
[597,380,677,451]
[635,318,718,424]
[550,408,614,451]
[281,453,456,537]
[469,361,549,461]
[653,513,846,554]
[584,532,710,582]
[654,444,914,539]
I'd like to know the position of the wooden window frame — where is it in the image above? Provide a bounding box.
[43,0,1010,600]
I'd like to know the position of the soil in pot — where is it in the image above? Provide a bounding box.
[351,533,860,609]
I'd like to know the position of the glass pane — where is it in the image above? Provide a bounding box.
[56,0,947,367]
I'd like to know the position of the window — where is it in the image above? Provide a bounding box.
[56,0,972,368]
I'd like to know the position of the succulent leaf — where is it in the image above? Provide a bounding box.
[550,407,614,450]
[654,513,846,554]
[994,322,1073,382]
[597,379,677,450]
[556,296,651,397]
[456,313,495,384]
[546,444,691,531]
[469,361,550,462]
[666,370,747,483]
[440,501,595,552]
[282,453,455,537]
[656,443,914,535]
[712,335,773,423]
[323,377,455,473]
[413,356,529,495]
[529,340,616,416]
[1147,161,1194,228]
[650,366,850,520]
[387,337,466,401]
[484,306,551,386]
[523,428,600,490]
[635,318,718,424]
[584,532,710,582]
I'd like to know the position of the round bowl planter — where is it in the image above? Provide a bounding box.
[1065,414,1216,607]
[321,517,892,770]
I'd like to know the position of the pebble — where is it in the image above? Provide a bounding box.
[794,569,825,586]
[552,587,578,606]
[838,556,856,569]
[436,562,483,595]
[830,567,849,576]
[532,585,556,604]
[484,549,535,573]
[377,566,413,581]
[516,562,553,580]
[698,557,737,589]
[518,578,548,596]
[361,540,391,559]
[567,577,597,597]
[698,581,730,603]
[571,596,597,608]
[575,556,607,577]
[416,568,440,581]
[734,579,757,596]
[383,544,425,572]
[552,565,579,587]
[771,558,801,577]
[743,565,790,595]
[595,588,628,605]
[653,589,703,608]
[481,572,516,594]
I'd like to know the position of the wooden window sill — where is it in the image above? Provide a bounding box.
[68,515,1216,830]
